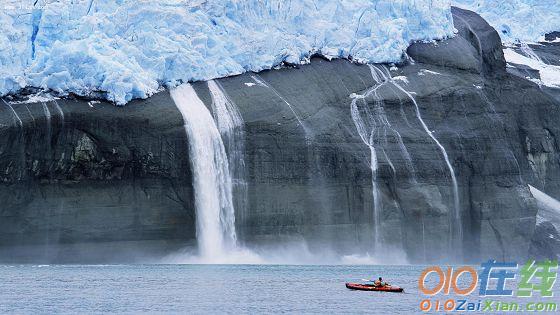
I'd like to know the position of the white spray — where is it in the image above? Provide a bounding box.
[207,80,249,226]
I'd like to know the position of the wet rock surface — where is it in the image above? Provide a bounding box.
[1,8,559,263]
[505,32,560,260]
[0,93,196,262]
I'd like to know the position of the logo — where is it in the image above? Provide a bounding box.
[418,260,558,312]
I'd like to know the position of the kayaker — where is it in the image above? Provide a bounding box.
[373,277,388,287]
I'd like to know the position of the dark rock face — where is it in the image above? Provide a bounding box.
[530,222,560,260]
[0,94,196,262]
[507,38,560,104]
[450,7,506,75]
[545,32,560,42]
[504,33,560,260]
[0,8,559,263]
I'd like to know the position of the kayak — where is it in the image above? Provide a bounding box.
[345,283,404,292]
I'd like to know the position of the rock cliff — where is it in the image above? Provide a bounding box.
[0,8,559,263]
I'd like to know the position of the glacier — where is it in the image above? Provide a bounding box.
[0,0,454,105]
[452,0,560,43]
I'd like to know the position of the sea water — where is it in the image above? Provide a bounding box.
[2,264,557,314]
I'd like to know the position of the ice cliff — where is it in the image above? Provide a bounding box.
[0,0,454,105]
[452,0,560,42]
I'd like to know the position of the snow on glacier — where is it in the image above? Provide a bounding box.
[452,0,560,43]
[0,0,455,105]
[503,47,560,88]
[452,1,560,87]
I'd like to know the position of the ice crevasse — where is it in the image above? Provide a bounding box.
[0,0,454,105]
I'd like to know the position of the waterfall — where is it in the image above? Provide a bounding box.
[377,96,416,179]
[2,100,23,127]
[251,75,301,124]
[42,102,53,174]
[53,100,64,122]
[251,74,310,137]
[352,103,382,252]
[350,64,424,253]
[349,66,393,252]
[350,64,462,257]
[389,70,463,255]
[207,80,248,227]
[170,84,237,259]
[41,102,51,122]
[42,103,52,144]
[366,67,417,178]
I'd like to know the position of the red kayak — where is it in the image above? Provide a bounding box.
[345,283,404,292]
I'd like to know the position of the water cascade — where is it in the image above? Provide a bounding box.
[43,102,52,255]
[41,102,53,176]
[2,100,22,127]
[349,65,396,253]
[42,102,52,140]
[42,102,51,125]
[388,68,463,255]
[207,80,248,226]
[53,100,65,122]
[251,74,311,138]
[368,66,417,179]
[350,63,462,257]
[170,84,237,259]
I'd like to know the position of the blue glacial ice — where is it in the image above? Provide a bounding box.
[0,0,455,105]
[452,0,560,43]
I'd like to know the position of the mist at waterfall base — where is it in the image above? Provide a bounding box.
[161,239,408,265]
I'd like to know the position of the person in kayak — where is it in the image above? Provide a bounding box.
[373,277,388,287]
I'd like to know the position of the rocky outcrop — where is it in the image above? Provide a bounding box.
[505,38,560,260]
[0,94,196,262]
[0,7,559,263]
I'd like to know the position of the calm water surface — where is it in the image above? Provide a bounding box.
[0,264,557,314]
